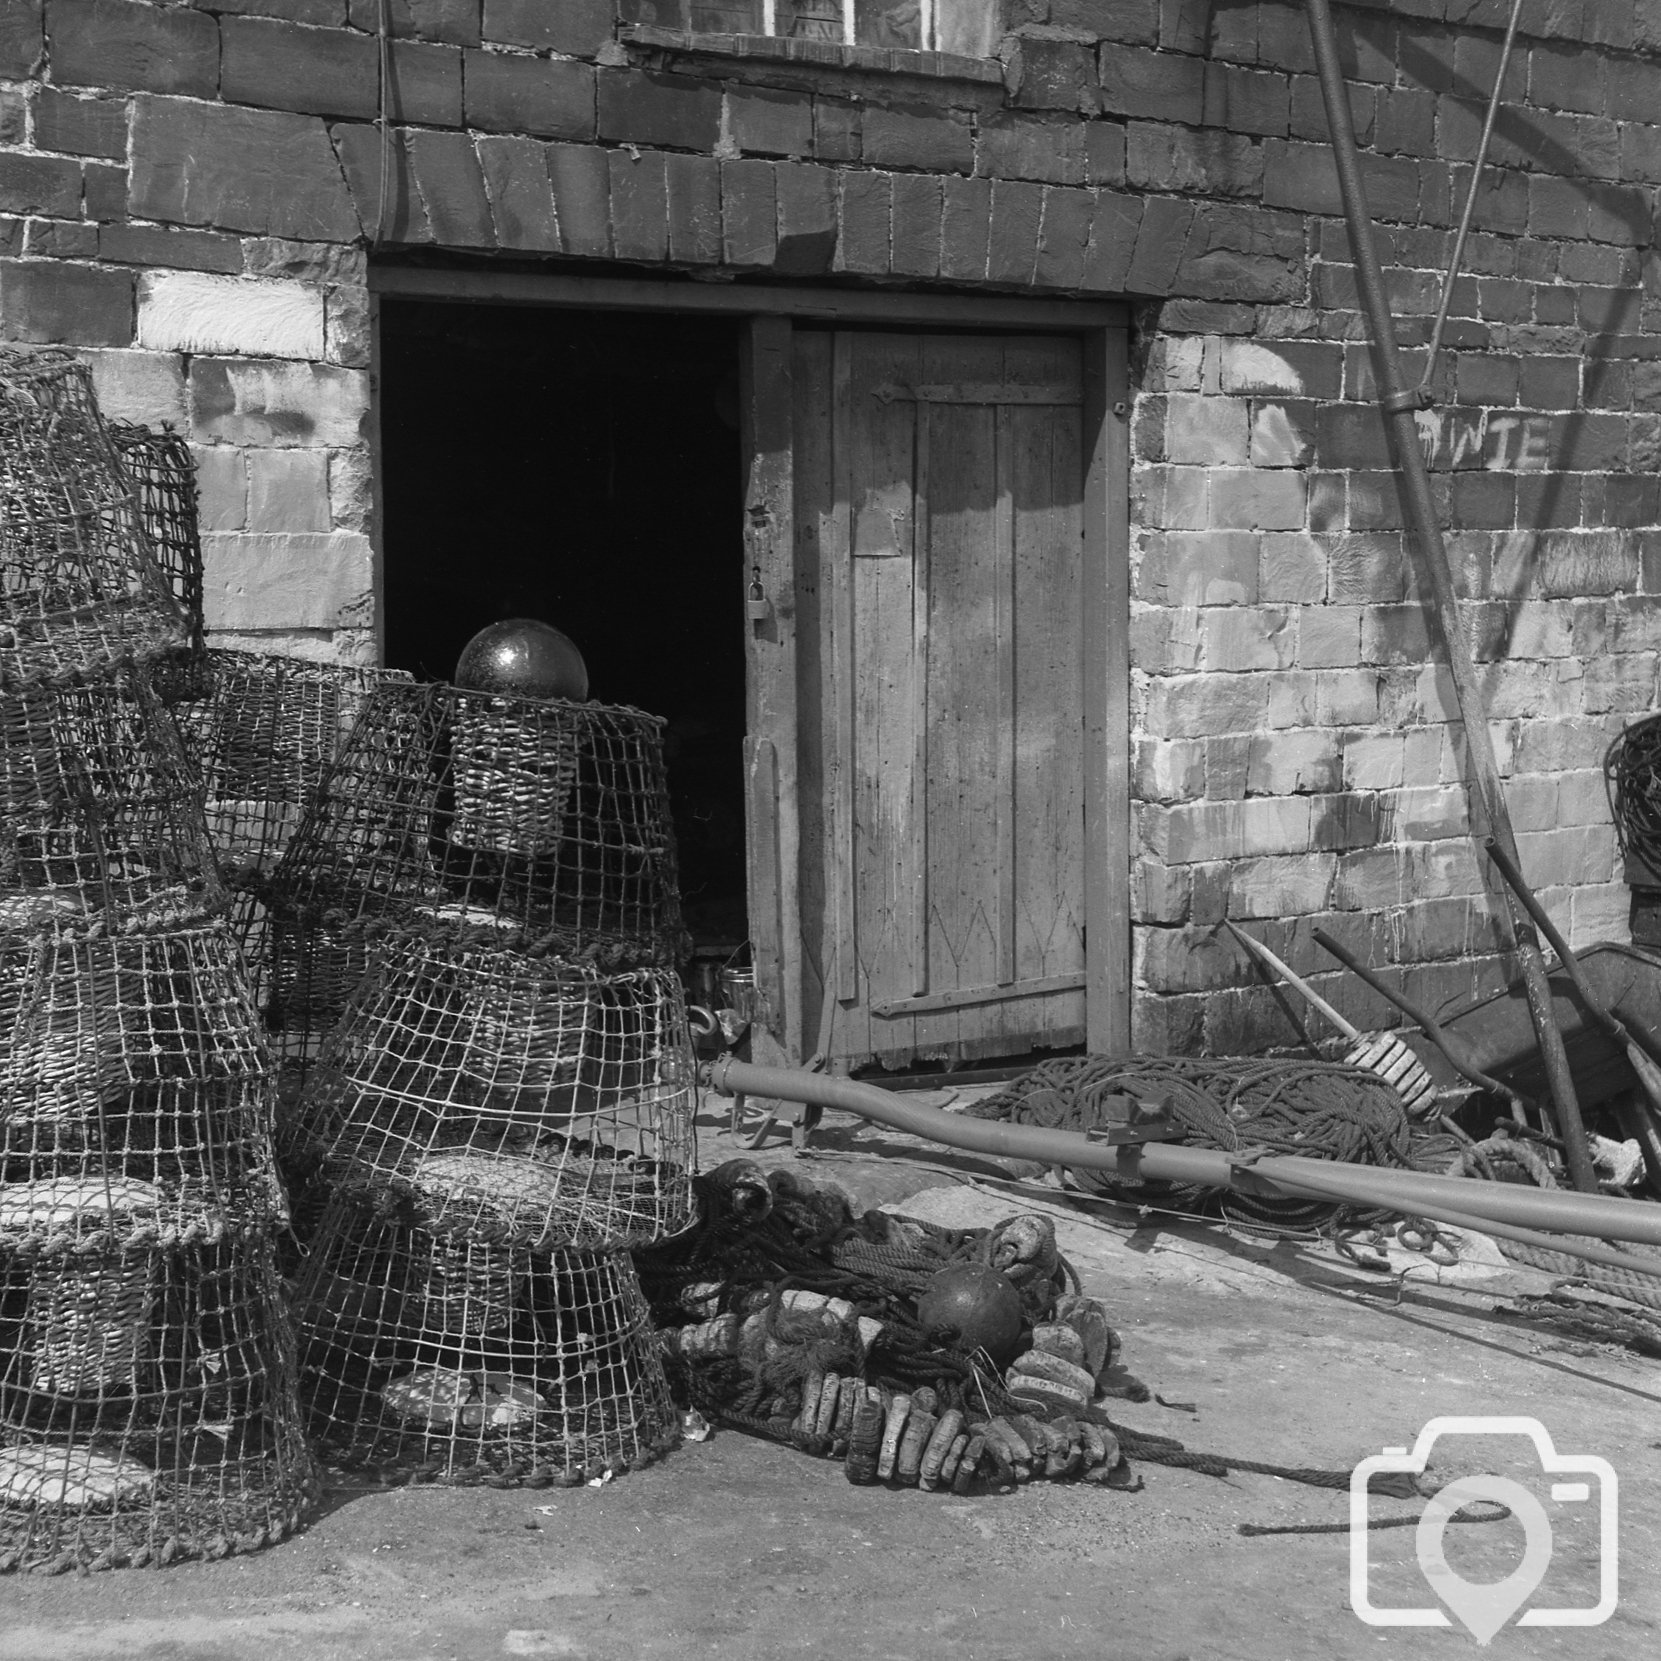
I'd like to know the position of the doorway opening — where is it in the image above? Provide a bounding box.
[377,300,749,956]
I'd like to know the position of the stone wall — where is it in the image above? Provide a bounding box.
[2,0,1657,1044]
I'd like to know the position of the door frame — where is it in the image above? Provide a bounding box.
[368,267,1132,1057]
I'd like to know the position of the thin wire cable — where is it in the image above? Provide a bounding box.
[373,0,393,250]
[1420,0,1526,393]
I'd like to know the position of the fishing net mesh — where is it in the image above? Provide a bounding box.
[0,667,225,937]
[0,350,185,691]
[294,1195,677,1483]
[107,423,206,703]
[173,652,414,898]
[0,924,285,1245]
[169,650,414,1016]
[285,933,695,1251]
[0,1230,319,1571]
[266,679,687,970]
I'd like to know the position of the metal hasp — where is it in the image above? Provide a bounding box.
[1013,1086,1179,1146]
[1300,0,1598,1193]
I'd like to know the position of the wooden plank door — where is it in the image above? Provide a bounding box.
[793,330,1099,1070]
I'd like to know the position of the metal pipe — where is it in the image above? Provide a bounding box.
[702,1059,1661,1247]
[1237,1162,1661,1281]
[1301,0,1599,1193]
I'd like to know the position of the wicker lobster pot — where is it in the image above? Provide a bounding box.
[265,679,687,968]
[292,1196,677,1484]
[171,651,414,883]
[0,350,186,692]
[0,927,285,1234]
[0,1229,320,1573]
[0,668,225,934]
[294,933,695,1251]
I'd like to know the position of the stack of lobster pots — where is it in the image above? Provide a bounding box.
[268,665,697,1484]
[0,349,318,1572]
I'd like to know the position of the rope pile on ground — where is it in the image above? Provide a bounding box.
[634,1161,1402,1498]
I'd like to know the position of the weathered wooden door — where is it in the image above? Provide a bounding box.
[791,330,1093,1069]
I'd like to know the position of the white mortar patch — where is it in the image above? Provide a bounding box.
[138,271,326,359]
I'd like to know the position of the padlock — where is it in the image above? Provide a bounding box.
[747,567,773,623]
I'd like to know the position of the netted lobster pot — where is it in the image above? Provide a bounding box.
[291,934,695,1250]
[293,1195,677,1484]
[0,927,285,1234]
[107,422,206,703]
[171,651,414,889]
[0,667,224,935]
[0,1230,319,1572]
[0,350,186,691]
[266,679,686,967]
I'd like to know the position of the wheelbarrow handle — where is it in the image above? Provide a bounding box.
[1311,927,1538,1117]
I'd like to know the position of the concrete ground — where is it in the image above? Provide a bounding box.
[4,1095,1660,1661]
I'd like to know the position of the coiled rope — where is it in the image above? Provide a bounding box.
[967,1054,1423,1233]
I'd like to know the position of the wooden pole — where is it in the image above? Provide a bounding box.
[1302,0,1598,1192]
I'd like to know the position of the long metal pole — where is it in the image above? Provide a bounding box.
[1301,0,1598,1192]
[704,1059,1661,1248]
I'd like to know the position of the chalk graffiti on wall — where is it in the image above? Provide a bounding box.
[1414,408,1553,472]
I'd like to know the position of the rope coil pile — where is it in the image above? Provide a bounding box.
[967,1054,1421,1232]
[634,1162,1397,1499]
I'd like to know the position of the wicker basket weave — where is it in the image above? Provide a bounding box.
[448,700,581,857]
[28,1255,157,1397]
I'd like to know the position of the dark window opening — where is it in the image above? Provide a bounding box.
[378,300,749,955]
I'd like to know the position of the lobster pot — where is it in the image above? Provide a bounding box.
[266,679,686,967]
[107,422,206,703]
[448,699,580,856]
[28,1257,156,1397]
[171,651,413,885]
[0,349,186,691]
[0,669,224,934]
[298,933,695,1250]
[293,1196,677,1483]
[0,1231,320,1573]
[0,927,284,1231]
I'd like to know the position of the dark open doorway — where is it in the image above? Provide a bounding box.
[377,300,749,953]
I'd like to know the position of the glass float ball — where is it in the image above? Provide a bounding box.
[454,618,589,701]
[916,1262,1025,1368]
